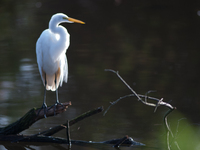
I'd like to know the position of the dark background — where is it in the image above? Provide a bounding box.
[0,0,200,149]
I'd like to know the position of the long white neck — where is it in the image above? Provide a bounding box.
[49,22,70,61]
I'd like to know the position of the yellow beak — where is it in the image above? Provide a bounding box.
[68,17,85,24]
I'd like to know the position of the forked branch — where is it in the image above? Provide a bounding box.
[104,69,177,149]
[0,102,71,135]
[104,69,175,113]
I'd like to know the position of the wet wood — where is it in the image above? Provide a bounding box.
[0,134,145,147]
[0,102,71,135]
[0,104,144,148]
[0,105,105,144]
[113,135,129,147]
[43,106,103,136]
[66,120,71,148]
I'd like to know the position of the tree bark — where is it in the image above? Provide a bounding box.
[0,104,144,147]
[43,106,103,136]
[0,102,71,135]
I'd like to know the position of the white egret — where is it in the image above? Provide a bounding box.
[36,13,85,117]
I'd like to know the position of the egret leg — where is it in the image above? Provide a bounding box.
[49,73,63,115]
[37,74,47,118]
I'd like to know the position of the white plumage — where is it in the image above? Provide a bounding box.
[36,23,69,91]
[36,13,84,116]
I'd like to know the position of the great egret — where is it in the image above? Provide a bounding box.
[36,13,85,117]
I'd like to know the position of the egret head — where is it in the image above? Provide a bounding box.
[50,13,85,26]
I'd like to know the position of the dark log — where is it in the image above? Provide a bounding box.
[0,105,144,148]
[0,134,69,143]
[0,134,145,147]
[42,106,103,136]
[104,136,145,146]
[66,120,71,148]
[0,102,71,135]
[113,135,129,147]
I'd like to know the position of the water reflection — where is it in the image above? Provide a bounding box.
[16,58,41,98]
[0,115,10,127]
[0,58,41,101]
[0,81,13,101]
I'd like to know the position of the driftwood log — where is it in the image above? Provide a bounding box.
[0,102,71,135]
[0,134,145,147]
[0,102,103,138]
[0,102,144,147]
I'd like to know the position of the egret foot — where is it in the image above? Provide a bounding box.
[49,102,64,116]
[37,103,48,118]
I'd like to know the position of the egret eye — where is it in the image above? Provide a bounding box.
[63,17,68,20]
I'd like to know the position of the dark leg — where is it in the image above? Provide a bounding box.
[49,73,63,115]
[37,74,47,118]
[56,82,59,104]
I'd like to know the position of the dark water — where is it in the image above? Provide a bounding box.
[0,1,200,149]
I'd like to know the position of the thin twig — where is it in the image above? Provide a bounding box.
[104,93,174,116]
[105,69,175,110]
[43,106,103,136]
[103,94,134,116]
[105,69,177,149]
[66,120,71,148]
[167,131,170,150]
[172,118,185,150]
[105,69,141,100]
[145,90,156,102]
[113,135,129,147]
[164,109,175,137]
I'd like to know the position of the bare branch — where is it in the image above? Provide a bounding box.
[0,102,71,135]
[103,94,135,116]
[42,106,103,136]
[105,69,177,150]
[105,69,141,100]
[104,69,175,112]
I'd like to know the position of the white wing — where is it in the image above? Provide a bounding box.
[36,29,51,86]
[59,52,68,86]
[36,29,69,90]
